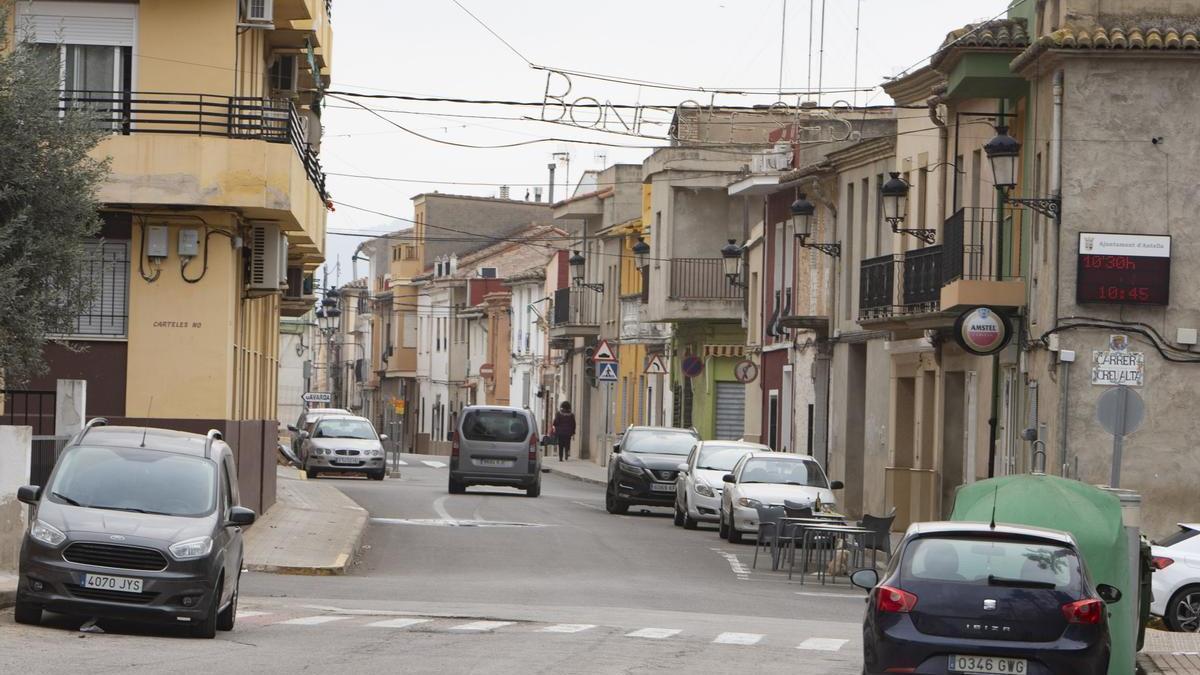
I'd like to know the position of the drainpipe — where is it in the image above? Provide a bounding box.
[1049,70,1064,328]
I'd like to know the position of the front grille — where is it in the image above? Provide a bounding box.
[335,449,361,456]
[63,543,169,572]
[66,583,157,605]
[652,470,677,481]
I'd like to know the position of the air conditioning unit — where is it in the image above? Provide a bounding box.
[243,0,273,22]
[247,222,287,292]
[268,53,298,94]
[478,267,498,279]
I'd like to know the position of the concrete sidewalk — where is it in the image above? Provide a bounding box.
[544,457,606,486]
[243,467,368,575]
[1138,629,1200,674]
[0,572,16,609]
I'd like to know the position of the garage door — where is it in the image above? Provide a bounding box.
[714,381,746,440]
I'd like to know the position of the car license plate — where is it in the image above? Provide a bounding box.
[650,483,676,492]
[333,458,361,465]
[477,458,513,467]
[84,573,143,594]
[949,655,1026,674]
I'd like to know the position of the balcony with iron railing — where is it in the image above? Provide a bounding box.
[67,90,329,254]
[940,207,1025,311]
[858,246,944,324]
[644,257,744,323]
[549,287,600,338]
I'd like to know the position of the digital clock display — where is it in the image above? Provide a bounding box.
[1076,233,1171,306]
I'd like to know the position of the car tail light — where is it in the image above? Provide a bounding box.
[1152,556,1174,570]
[528,433,538,462]
[876,585,918,613]
[1062,598,1105,624]
[451,432,460,458]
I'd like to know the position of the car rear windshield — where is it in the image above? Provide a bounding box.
[902,537,1084,592]
[697,445,755,471]
[1157,526,1199,548]
[624,430,697,455]
[739,458,827,487]
[461,410,530,442]
[313,419,377,440]
[48,445,216,517]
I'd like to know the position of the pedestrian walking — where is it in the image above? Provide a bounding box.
[552,401,576,461]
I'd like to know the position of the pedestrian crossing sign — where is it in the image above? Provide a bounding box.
[596,361,619,382]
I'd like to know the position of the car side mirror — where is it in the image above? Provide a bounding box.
[676,463,689,473]
[1096,584,1122,604]
[17,485,41,505]
[379,434,388,441]
[851,569,879,591]
[227,506,257,527]
[287,424,298,432]
[300,430,310,439]
[722,474,736,484]
[830,480,845,490]
[612,443,621,453]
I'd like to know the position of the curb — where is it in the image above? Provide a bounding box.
[244,506,367,576]
[545,465,606,487]
[0,585,15,610]
[1137,653,1164,675]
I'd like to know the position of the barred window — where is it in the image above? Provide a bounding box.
[70,240,130,338]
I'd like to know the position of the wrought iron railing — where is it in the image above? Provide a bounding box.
[668,258,743,300]
[56,90,328,201]
[902,245,943,311]
[551,287,598,327]
[943,207,1009,283]
[859,254,897,319]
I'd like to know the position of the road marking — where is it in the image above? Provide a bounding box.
[712,548,750,580]
[625,628,681,639]
[448,621,515,632]
[539,624,596,633]
[422,460,447,468]
[797,637,848,651]
[236,611,271,619]
[366,618,430,629]
[278,615,351,626]
[571,500,605,511]
[713,632,764,645]
[795,591,863,599]
[433,495,457,524]
[392,459,408,466]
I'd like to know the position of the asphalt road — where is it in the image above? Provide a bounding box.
[1,456,866,674]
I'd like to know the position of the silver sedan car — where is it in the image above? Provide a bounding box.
[300,416,388,481]
[673,441,766,529]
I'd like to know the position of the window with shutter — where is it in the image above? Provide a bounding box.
[68,240,130,338]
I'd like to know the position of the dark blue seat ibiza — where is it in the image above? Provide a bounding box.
[853,522,1120,675]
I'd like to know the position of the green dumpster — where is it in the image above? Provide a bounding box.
[950,474,1138,675]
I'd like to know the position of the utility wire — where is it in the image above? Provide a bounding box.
[448,0,532,64]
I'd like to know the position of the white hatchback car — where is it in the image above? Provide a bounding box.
[673,441,767,529]
[1151,523,1200,632]
[718,451,843,543]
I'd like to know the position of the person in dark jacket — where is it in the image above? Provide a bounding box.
[552,401,576,461]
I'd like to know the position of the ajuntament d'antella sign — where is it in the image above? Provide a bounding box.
[1077,232,1171,306]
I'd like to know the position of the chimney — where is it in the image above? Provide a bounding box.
[534,187,543,202]
[499,185,510,200]
[547,163,556,203]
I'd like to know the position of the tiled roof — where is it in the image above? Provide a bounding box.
[1013,20,1200,69]
[932,18,1030,66]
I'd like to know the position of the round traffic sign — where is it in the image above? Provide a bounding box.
[479,363,495,379]
[681,355,704,379]
[734,359,758,383]
[1096,386,1145,437]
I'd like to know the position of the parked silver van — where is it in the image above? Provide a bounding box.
[449,406,541,497]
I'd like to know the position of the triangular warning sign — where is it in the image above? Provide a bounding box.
[597,361,619,381]
[593,339,617,362]
[644,355,668,375]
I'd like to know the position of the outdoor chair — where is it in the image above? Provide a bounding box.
[782,501,813,519]
[752,505,787,570]
[856,507,897,564]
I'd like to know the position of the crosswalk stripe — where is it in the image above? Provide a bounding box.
[366,618,430,629]
[713,632,764,645]
[421,460,447,468]
[625,628,681,639]
[448,621,514,631]
[236,611,271,619]
[393,459,409,466]
[797,638,848,651]
[278,615,351,626]
[539,624,596,634]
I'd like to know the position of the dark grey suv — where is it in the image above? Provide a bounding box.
[14,420,256,638]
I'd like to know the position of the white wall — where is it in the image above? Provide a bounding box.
[0,426,32,572]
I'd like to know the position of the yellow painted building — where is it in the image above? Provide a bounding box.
[7,0,333,512]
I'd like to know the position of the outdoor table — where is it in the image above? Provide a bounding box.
[790,524,873,585]
[773,516,848,571]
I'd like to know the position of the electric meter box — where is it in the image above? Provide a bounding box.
[146,225,170,258]
[178,229,200,257]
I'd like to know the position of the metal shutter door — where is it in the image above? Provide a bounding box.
[16,1,137,46]
[714,382,745,441]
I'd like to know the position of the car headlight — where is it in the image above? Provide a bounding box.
[695,483,715,498]
[169,536,214,561]
[618,461,645,476]
[736,497,763,509]
[30,520,66,547]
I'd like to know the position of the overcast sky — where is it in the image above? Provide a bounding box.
[320,0,1012,285]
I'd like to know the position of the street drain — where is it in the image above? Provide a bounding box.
[370,517,549,528]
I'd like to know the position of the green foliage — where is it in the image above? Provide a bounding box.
[0,10,110,384]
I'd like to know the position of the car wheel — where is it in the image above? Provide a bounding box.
[370,469,385,481]
[448,477,465,494]
[217,572,239,631]
[718,511,730,539]
[673,502,685,527]
[683,508,699,530]
[728,523,744,544]
[1165,585,1200,632]
[305,464,318,479]
[526,481,541,498]
[605,484,628,515]
[192,578,220,639]
[13,600,41,626]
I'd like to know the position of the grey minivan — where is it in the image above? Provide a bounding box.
[14,420,255,638]
[449,405,541,497]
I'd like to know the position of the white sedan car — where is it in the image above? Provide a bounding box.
[718,451,843,544]
[1151,523,1200,632]
[673,441,767,529]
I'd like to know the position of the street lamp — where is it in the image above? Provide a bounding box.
[317,290,341,335]
[790,193,840,257]
[880,172,937,244]
[984,125,1061,222]
[631,236,650,269]
[720,239,747,287]
[568,250,604,293]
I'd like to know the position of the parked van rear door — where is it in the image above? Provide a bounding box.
[458,408,534,476]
